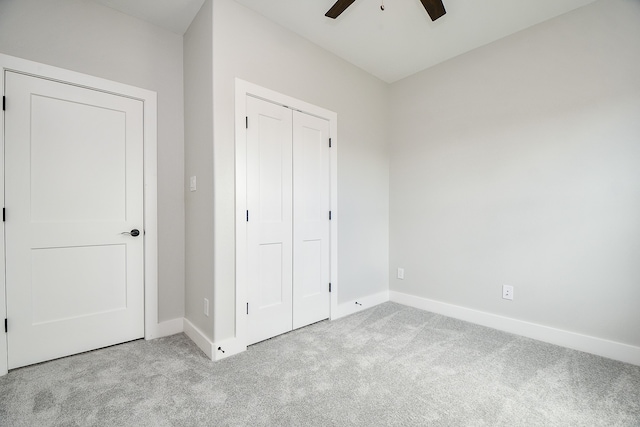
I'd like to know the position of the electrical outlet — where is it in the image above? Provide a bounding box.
[204,298,209,316]
[502,285,514,300]
[397,268,405,280]
[189,176,197,192]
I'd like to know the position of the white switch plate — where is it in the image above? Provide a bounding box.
[189,176,197,192]
[397,268,405,280]
[502,285,514,300]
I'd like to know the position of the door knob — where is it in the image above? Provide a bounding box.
[121,229,140,237]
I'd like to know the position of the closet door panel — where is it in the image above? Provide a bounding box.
[246,97,293,345]
[292,111,331,329]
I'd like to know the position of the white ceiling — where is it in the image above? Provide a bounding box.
[92,0,596,83]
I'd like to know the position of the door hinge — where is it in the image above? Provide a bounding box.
[329,211,332,220]
[2,96,5,111]
[4,318,7,333]
[329,138,332,148]
[246,303,249,315]
[246,210,249,222]
[329,283,332,293]
[246,116,248,129]
[2,208,4,222]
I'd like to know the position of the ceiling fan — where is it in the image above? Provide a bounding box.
[325,0,446,21]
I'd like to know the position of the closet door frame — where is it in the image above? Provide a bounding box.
[234,79,338,352]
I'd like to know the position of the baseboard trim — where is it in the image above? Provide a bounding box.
[211,337,246,361]
[146,318,184,340]
[183,318,214,359]
[390,291,640,366]
[332,291,389,320]
[148,317,247,362]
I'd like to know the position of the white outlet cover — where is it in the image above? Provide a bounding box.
[397,268,405,280]
[189,176,197,192]
[502,285,514,300]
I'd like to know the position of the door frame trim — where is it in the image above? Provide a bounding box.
[234,79,338,356]
[0,54,158,376]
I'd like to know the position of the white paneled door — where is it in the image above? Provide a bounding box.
[246,96,331,345]
[4,71,145,369]
[292,111,331,330]
[246,96,294,345]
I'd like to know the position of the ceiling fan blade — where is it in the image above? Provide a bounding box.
[325,0,358,19]
[420,0,446,21]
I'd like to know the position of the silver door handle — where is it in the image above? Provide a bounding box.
[121,229,140,237]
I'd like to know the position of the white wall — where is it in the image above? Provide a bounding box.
[0,0,185,322]
[210,0,390,341]
[184,0,215,339]
[389,0,640,347]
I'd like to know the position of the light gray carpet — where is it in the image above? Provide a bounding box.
[1,302,639,426]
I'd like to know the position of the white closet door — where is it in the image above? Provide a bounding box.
[5,71,144,369]
[292,112,331,329]
[246,97,293,345]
